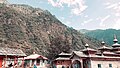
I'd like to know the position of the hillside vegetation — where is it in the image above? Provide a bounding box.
[0,4,102,59]
[80,29,120,45]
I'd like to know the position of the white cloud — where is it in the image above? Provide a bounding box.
[105,2,120,17]
[84,15,88,18]
[81,19,93,26]
[65,21,72,25]
[101,15,110,22]
[60,17,65,20]
[48,0,87,15]
[48,0,59,7]
[106,3,117,9]
[100,15,110,27]
[113,19,120,30]
[104,2,111,5]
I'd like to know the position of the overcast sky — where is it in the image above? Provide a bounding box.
[8,0,120,30]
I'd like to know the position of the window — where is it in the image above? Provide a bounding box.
[32,59,35,65]
[37,59,40,63]
[36,59,40,65]
[98,64,101,68]
[109,64,112,68]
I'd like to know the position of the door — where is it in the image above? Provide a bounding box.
[0,58,3,67]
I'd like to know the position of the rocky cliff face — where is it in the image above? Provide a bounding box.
[0,4,102,59]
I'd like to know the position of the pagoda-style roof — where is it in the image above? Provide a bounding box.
[55,52,72,61]
[113,51,120,54]
[103,51,115,55]
[0,47,26,57]
[82,48,97,52]
[82,44,97,52]
[112,34,120,47]
[98,46,111,50]
[112,43,120,47]
[25,54,48,60]
[72,51,88,57]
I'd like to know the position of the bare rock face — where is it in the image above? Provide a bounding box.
[0,4,102,59]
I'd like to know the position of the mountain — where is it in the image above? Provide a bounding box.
[80,29,120,46]
[0,4,102,59]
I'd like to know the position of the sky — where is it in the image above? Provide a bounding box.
[7,0,120,30]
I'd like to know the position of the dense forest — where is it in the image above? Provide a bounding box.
[80,29,120,45]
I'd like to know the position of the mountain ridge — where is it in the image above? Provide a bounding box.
[80,29,120,46]
[0,4,103,59]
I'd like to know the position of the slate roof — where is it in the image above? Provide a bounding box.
[0,47,26,57]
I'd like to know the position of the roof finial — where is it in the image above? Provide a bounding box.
[113,34,118,43]
[33,52,36,54]
[85,43,89,48]
[101,39,105,45]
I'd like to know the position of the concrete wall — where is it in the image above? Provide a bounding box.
[91,60,120,68]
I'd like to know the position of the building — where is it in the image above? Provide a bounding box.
[54,52,72,68]
[70,35,120,68]
[24,52,48,68]
[0,47,26,68]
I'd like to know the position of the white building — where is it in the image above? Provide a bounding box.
[24,53,48,68]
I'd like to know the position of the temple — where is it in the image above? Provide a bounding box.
[54,35,120,68]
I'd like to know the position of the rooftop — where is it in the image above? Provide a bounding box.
[0,47,26,57]
[25,53,48,60]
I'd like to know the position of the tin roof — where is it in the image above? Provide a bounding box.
[0,47,26,57]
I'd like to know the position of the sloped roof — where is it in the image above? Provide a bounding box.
[0,47,26,57]
[112,43,120,47]
[98,46,111,50]
[113,51,120,54]
[73,51,88,57]
[55,57,70,60]
[103,51,115,54]
[59,52,71,56]
[82,48,97,52]
[25,54,48,60]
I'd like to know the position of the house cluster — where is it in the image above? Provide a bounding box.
[0,35,120,68]
[0,47,48,68]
